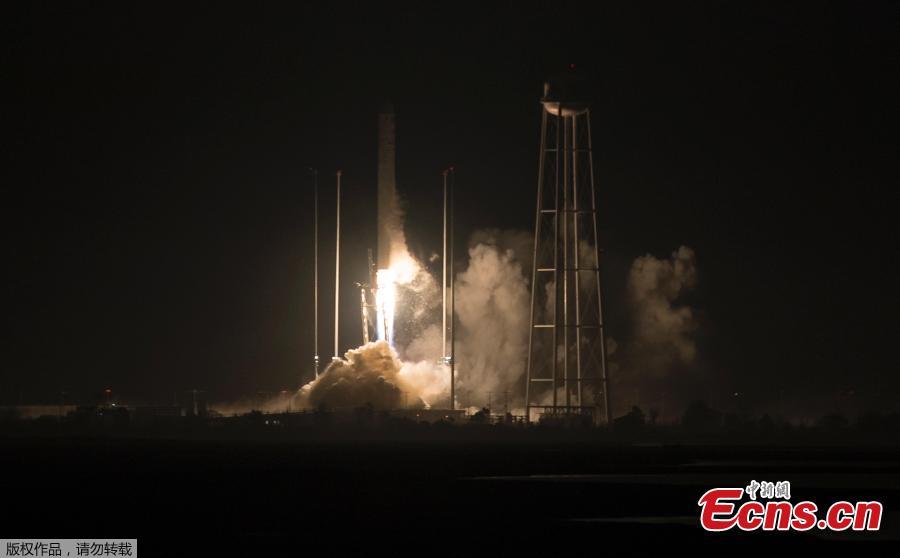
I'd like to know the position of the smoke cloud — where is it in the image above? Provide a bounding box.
[454,234,530,407]
[394,231,532,409]
[610,245,700,420]
[285,229,533,412]
[286,234,704,422]
[293,341,447,410]
[628,245,698,368]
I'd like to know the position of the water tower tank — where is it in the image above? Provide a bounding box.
[541,66,590,116]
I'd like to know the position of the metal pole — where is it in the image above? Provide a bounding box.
[449,166,456,411]
[525,108,548,423]
[442,169,448,364]
[334,170,341,361]
[312,168,319,379]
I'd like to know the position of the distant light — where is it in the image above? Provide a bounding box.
[569,63,576,69]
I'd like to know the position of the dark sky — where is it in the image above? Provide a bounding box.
[5,2,898,414]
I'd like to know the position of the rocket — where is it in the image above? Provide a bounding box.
[377,103,397,269]
[336,105,403,352]
[359,103,400,346]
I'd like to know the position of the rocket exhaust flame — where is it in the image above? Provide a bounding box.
[374,252,423,347]
[375,268,396,346]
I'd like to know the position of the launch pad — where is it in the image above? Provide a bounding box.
[307,73,609,421]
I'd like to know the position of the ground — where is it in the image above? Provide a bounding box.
[2,434,898,554]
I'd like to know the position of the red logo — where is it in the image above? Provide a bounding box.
[698,482,882,532]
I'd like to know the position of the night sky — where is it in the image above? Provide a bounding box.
[6,2,898,416]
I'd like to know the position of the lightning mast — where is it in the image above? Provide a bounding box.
[449,166,456,410]
[312,168,320,379]
[442,169,448,365]
[333,170,341,361]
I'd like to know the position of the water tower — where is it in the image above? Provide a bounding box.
[524,69,611,424]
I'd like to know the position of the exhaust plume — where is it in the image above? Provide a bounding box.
[628,245,698,368]
[454,236,530,406]
[610,245,700,420]
[294,341,447,410]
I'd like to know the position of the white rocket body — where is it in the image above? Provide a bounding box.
[377,106,398,270]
